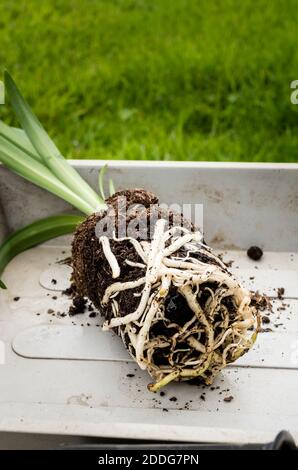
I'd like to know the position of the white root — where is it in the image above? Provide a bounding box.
[125,259,146,269]
[100,236,120,279]
[213,328,233,350]
[106,280,151,328]
[99,218,258,390]
[186,336,206,353]
[102,277,146,305]
[136,299,160,368]
[163,258,208,270]
[179,284,214,352]
[159,274,171,297]
[105,219,166,329]
[163,232,202,257]
[111,299,119,318]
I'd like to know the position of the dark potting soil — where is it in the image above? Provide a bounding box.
[223,395,234,402]
[277,287,285,300]
[247,246,263,261]
[69,295,87,316]
[89,311,97,318]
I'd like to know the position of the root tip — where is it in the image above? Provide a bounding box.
[147,383,157,393]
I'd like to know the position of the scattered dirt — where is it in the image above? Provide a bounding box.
[57,312,67,318]
[225,259,234,268]
[224,395,234,403]
[62,285,76,297]
[13,297,20,301]
[262,315,270,324]
[251,292,272,312]
[277,287,285,300]
[247,246,263,261]
[57,257,72,266]
[69,295,87,316]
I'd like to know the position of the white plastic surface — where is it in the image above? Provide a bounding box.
[0,161,298,445]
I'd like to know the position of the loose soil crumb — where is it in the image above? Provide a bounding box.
[57,257,72,266]
[69,296,87,316]
[51,279,57,285]
[225,259,234,268]
[262,315,270,324]
[247,246,263,261]
[224,396,234,402]
[13,297,20,301]
[169,396,177,402]
[251,292,272,312]
[126,374,135,378]
[62,285,75,297]
[277,287,285,300]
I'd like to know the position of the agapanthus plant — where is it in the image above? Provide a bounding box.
[0,73,259,391]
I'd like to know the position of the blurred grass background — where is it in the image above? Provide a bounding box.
[1,0,298,162]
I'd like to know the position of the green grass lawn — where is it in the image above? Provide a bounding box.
[1,0,298,162]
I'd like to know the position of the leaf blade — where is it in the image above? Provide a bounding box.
[4,71,106,211]
[0,137,94,215]
[98,164,107,200]
[109,178,116,197]
[0,121,41,162]
[0,214,84,288]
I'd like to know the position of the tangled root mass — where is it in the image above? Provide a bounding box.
[72,189,259,391]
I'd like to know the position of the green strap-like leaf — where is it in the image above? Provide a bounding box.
[109,178,116,197]
[4,71,106,212]
[0,137,95,215]
[0,214,85,288]
[0,121,41,162]
[98,164,107,200]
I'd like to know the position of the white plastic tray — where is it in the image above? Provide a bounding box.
[0,161,297,445]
